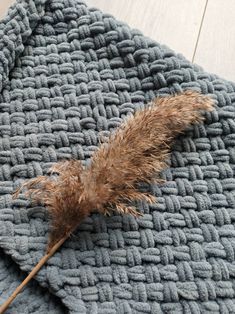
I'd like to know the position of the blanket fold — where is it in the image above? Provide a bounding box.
[0,0,47,94]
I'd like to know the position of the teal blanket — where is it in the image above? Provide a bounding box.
[0,0,235,313]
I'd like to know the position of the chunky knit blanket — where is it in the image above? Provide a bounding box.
[0,0,235,313]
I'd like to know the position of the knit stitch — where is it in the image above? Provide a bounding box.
[0,0,235,313]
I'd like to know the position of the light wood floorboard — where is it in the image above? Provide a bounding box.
[87,0,206,61]
[194,0,235,81]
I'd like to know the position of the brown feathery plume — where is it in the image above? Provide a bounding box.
[0,90,214,313]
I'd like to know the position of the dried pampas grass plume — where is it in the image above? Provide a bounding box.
[0,90,214,313]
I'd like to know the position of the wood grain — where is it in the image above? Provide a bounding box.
[86,0,206,60]
[194,0,235,81]
[0,0,15,19]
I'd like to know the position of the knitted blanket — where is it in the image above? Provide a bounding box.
[0,0,235,313]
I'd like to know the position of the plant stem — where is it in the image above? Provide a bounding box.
[0,235,69,314]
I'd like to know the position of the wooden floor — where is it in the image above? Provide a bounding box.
[1,0,235,81]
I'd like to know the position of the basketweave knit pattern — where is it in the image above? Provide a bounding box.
[0,250,65,313]
[0,0,235,313]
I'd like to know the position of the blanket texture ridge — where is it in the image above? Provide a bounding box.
[0,0,235,313]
